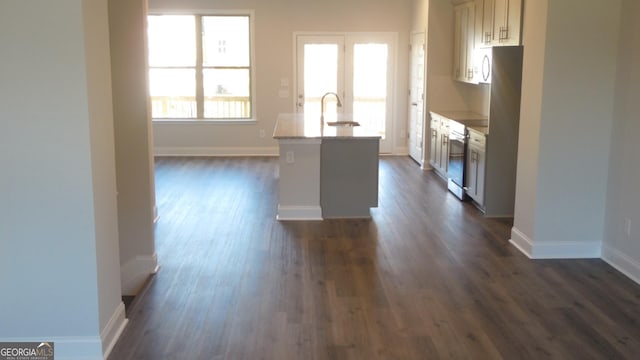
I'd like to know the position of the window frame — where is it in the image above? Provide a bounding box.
[147,9,256,124]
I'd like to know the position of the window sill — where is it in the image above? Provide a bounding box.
[152,118,257,125]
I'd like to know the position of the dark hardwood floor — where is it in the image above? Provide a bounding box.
[108,156,640,360]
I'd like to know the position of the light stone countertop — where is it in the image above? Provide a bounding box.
[273,113,382,139]
[430,110,488,127]
[467,126,489,136]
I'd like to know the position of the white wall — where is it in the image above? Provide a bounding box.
[424,0,481,114]
[511,0,622,258]
[108,0,158,296]
[511,0,548,246]
[0,0,125,358]
[83,0,128,355]
[603,0,640,283]
[411,0,428,31]
[149,0,412,155]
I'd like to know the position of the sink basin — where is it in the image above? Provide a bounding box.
[327,121,360,127]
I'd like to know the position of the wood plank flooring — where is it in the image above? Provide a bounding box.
[108,156,640,360]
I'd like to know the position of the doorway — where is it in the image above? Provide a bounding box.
[295,33,396,153]
[408,32,426,164]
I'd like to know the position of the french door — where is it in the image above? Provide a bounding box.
[296,33,396,153]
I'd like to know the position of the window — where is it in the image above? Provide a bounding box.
[147,13,253,120]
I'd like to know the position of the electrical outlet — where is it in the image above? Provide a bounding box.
[259,129,265,138]
[286,151,295,164]
[624,218,631,237]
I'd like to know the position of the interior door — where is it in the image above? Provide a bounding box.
[409,32,425,164]
[296,33,395,153]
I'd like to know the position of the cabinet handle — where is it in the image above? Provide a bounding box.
[485,32,491,44]
[499,26,509,41]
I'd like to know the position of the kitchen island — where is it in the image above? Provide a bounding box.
[273,113,380,220]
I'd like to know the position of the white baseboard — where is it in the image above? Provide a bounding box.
[277,205,322,221]
[0,336,103,360]
[602,244,640,285]
[154,146,278,156]
[155,146,406,157]
[509,227,534,258]
[120,253,159,295]
[510,226,601,259]
[393,146,409,155]
[101,302,128,359]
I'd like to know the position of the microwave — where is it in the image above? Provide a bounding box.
[475,48,492,84]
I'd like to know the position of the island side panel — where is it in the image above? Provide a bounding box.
[320,138,379,218]
[277,139,323,220]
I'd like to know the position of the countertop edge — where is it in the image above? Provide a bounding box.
[273,113,383,139]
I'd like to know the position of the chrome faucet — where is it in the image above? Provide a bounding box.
[320,92,343,126]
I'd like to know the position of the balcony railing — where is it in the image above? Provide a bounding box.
[151,96,251,119]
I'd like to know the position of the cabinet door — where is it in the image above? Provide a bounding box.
[481,0,495,47]
[439,122,450,174]
[493,0,507,45]
[475,146,486,205]
[465,2,476,82]
[454,2,477,83]
[492,0,522,46]
[466,145,485,205]
[429,120,439,167]
[503,0,522,45]
[453,5,464,81]
[480,0,522,47]
[465,147,477,198]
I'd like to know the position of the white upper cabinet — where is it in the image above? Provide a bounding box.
[478,0,522,47]
[453,1,477,83]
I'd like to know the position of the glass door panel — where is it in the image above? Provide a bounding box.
[303,44,339,119]
[296,33,395,153]
[352,43,388,139]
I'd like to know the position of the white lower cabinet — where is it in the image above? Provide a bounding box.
[428,112,449,177]
[465,130,486,207]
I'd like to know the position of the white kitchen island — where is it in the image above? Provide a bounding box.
[273,113,381,220]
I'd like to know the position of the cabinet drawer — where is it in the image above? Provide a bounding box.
[468,131,486,148]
